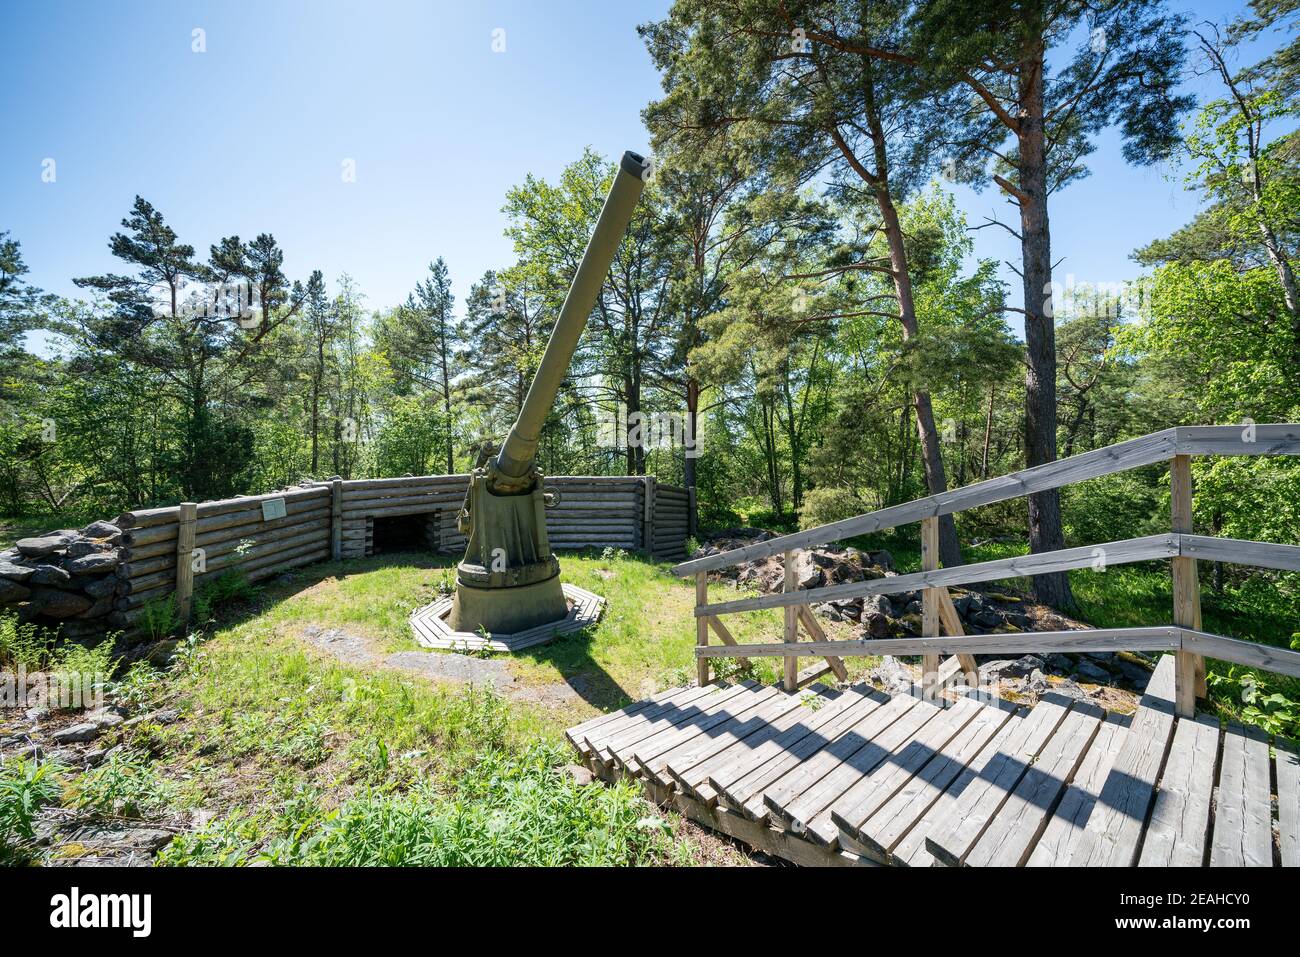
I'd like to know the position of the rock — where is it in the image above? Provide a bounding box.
[74,596,115,619]
[66,553,120,575]
[65,539,113,558]
[144,640,180,667]
[0,579,31,603]
[15,536,66,559]
[981,655,1044,680]
[829,561,865,584]
[52,722,101,744]
[897,613,922,636]
[1073,659,1113,683]
[861,611,891,638]
[816,604,843,622]
[1045,653,1074,672]
[85,709,125,730]
[794,553,823,589]
[862,594,894,619]
[28,564,73,587]
[83,575,118,599]
[80,520,122,540]
[1051,678,1091,702]
[151,708,181,725]
[0,560,35,583]
[83,748,111,768]
[27,588,93,618]
[870,550,894,571]
[871,655,912,693]
[57,618,108,639]
[808,551,836,568]
[1114,658,1153,686]
[904,599,922,616]
[832,599,862,622]
[972,608,1004,628]
[1024,668,1051,693]
[560,763,595,786]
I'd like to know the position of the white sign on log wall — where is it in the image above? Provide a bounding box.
[261,497,287,521]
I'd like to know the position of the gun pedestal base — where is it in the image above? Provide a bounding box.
[450,569,569,635]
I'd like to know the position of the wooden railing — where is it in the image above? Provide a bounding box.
[673,424,1300,717]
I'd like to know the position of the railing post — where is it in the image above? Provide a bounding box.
[783,550,798,692]
[1171,454,1205,717]
[175,502,197,627]
[921,516,941,699]
[643,475,656,554]
[695,571,709,686]
[331,479,344,561]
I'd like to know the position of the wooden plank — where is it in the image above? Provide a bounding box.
[796,604,848,681]
[628,686,782,777]
[671,428,1179,576]
[1209,722,1273,867]
[1138,713,1219,867]
[597,682,760,764]
[711,687,890,816]
[1070,655,1178,866]
[174,502,197,625]
[1026,716,1128,867]
[577,684,721,757]
[1179,629,1300,680]
[935,589,979,683]
[698,534,1180,617]
[706,615,738,646]
[796,662,833,687]
[1179,534,1300,572]
[696,626,1183,660]
[1174,423,1300,456]
[766,695,945,834]
[783,552,798,692]
[634,687,790,784]
[924,694,1075,867]
[887,705,1031,867]
[696,572,710,686]
[1171,453,1205,715]
[1277,737,1300,868]
[658,688,816,791]
[674,686,852,803]
[921,517,941,696]
[801,696,985,848]
[961,703,1104,867]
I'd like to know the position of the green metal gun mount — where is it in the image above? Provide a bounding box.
[449,150,648,634]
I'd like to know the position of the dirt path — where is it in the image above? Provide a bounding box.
[298,624,587,707]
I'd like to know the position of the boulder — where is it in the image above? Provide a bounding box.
[870,550,895,571]
[862,594,894,619]
[26,588,93,619]
[1073,659,1113,683]
[66,539,113,559]
[80,520,122,541]
[74,596,115,619]
[861,611,891,638]
[28,564,72,588]
[0,560,34,583]
[83,575,118,599]
[980,655,1045,680]
[52,722,101,744]
[794,553,823,589]
[15,536,65,559]
[0,579,31,603]
[560,763,595,786]
[67,553,120,576]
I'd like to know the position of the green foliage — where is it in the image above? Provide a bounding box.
[66,749,179,819]
[160,743,667,867]
[0,613,57,671]
[0,757,63,862]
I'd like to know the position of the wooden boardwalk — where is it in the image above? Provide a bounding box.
[565,655,1298,867]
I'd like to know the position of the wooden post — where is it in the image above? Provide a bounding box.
[1171,454,1205,717]
[644,475,656,553]
[783,550,799,692]
[330,479,344,561]
[175,502,197,626]
[695,571,710,686]
[687,485,697,539]
[921,516,941,699]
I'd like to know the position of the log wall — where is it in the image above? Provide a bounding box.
[111,473,691,627]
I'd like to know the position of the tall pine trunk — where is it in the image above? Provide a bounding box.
[1016,51,1073,609]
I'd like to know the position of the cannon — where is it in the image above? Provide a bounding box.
[449,150,648,634]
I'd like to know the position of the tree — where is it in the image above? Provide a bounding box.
[69,197,308,499]
[643,0,966,565]
[884,0,1193,605]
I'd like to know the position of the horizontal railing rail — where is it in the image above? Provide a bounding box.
[677,423,1300,715]
[672,424,1300,578]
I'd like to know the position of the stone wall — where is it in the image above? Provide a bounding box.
[0,521,125,641]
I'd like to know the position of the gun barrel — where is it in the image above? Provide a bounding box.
[494,150,648,480]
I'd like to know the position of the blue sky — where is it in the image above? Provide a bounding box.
[0,0,1278,347]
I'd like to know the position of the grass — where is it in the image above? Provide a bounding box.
[4,525,1299,866]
